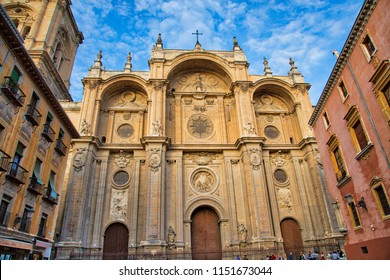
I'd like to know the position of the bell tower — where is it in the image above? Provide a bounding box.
[0,0,83,100]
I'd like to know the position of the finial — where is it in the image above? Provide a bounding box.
[157,33,162,44]
[97,50,102,61]
[125,52,132,72]
[289,57,295,68]
[263,57,272,76]
[233,36,238,46]
[127,52,132,63]
[263,57,269,67]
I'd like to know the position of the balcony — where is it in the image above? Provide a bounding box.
[0,149,11,172]
[0,76,26,107]
[0,211,10,227]
[27,177,45,196]
[5,162,28,185]
[41,123,55,142]
[43,189,59,205]
[25,105,42,126]
[54,138,67,156]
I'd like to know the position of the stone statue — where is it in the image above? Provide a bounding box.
[238,224,247,242]
[244,122,256,136]
[152,120,162,136]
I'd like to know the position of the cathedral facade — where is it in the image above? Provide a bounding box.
[55,36,345,260]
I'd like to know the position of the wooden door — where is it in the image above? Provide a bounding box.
[281,218,303,260]
[191,207,222,260]
[103,223,128,260]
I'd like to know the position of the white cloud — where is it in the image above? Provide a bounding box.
[69,0,365,103]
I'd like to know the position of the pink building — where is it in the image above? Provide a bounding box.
[309,0,390,259]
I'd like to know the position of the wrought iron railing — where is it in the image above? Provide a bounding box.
[54,138,67,156]
[0,76,26,107]
[5,161,28,185]
[27,177,45,195]
[41,123,55,142]
[0,149,11,172]
[25,105,42,126]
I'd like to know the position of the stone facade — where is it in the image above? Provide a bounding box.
[56,37,344,259]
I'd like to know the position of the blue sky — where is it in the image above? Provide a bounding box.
[69,0,364,104]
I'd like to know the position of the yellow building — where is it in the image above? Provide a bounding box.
[56,35,346,260]
[0,1,81,259]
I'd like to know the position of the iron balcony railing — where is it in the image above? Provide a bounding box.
[25,105,42,126]
[27,176,45,195]
[5,161,28,185]
[54,138,67,156]
[0,211,10,227]
[0,76,26,107]
[41,122,55,142]
[0,149,11,172]
[43,189,59,205]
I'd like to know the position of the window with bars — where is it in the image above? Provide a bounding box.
[362,34,376,57]
[344,105,372,158]
[352,119,368,150]
[374,185,390,217]
[348,202,361,228]
[338,80,349,100]
[323,111,331,128]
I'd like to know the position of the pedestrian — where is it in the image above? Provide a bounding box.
[320,252,325,260]
[333,251,339,260]
[235,255,241,260]
[288,252,294,260]
[243,255,249,260]
[299,252,305,260]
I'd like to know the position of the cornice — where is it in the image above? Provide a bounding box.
[308,0,378,126]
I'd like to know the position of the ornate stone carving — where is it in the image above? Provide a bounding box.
[187,114,213,139]
[271,151,290,167]
[248,148,261,170]
[73,148,87,172]
[167,226,176,250]
[277,187,294,213]
[243,122,257,136]
[237,224,248,243]
[111,190,127,220]
[190,152,216,165]
[149,148,161,172]
[191,168,217,193]
[80,119,90,135]
[173,73,219,93]
[113,150,132,168]
[151,120,163,136]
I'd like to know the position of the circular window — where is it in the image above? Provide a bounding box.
[274,169,288,183]
[117,124,134,138]
[264,125,280,139]
[187,114,214,139]
[113,171,130,186]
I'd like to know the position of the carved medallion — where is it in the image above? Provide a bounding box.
[190,168,217,193]
[187,114,213,139]
[149,148,161,172]
[249,148,261,170]
[73,148,87,172]
[117,124,134,138]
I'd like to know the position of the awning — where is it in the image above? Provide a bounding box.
[34,240,52,249]
[0,237,33,251]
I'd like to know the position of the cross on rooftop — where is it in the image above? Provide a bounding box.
[192,30,203,44]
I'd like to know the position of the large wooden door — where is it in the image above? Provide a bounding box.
[281,218,303,260]
[191,207,222,260]
[103,223,128,260]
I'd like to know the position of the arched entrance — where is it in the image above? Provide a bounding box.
[191,207,222,260]
[280,218,304,259]
[103,223,129,260]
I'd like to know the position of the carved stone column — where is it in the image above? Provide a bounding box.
[140,136,171,252]
[235,137,273,242]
